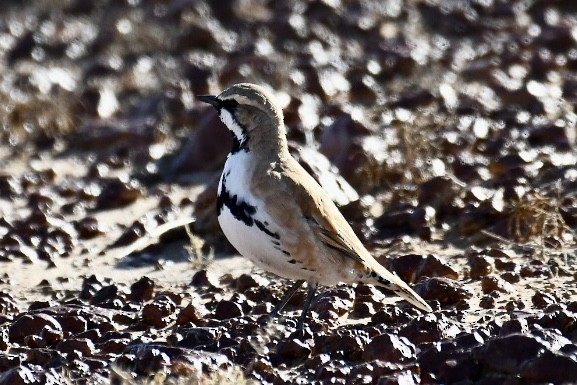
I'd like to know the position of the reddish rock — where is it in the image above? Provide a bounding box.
[417,176,461,211]
[386,254,459,284]
[468,255,493,279]
[532,291,557,309]
[310,289,353,320]
[56,315,88,335]
[438,355,481,383]
[400,314,462,344]
[479,295,496,309]
[499,319,529,336]
[0,293,19,315]
[98,338,130,354]
[500,272,521,283]
[363,334,416,362]
[129,276,155,302]
[9,314,62,344]
[371,307,414,326]
[474,334,547,373]
[175,304,203,325]
[214,300,243,320]
[505,300,526,311]
[314,334,366,359]
[74,217,104,239]
[89,284,118,305]
[175,327,223,349]
[520,264,552,278]
[95,178,143,210]
[415,277,472,305]
[233,273,268,293]
[110,221,146,248]
[190,269,220,289]
[141,297,177,327]
[521,350,577,383]
[57,338,96,356]
[481,276,515,294]
[273,339,311,365]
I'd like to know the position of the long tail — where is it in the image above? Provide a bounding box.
[363,259,432,312]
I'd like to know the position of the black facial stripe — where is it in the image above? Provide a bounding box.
[219,99,239,111]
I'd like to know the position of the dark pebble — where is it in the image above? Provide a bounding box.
[363,333,416,362]
[214,300,243,320]
[9,314,62,345]
[128,276,155,302]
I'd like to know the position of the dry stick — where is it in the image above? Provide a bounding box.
[113,217,196,261]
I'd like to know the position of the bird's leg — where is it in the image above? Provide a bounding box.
[296,281,318,329]
[260,279,305,325]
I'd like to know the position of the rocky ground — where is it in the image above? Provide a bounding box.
[1,0,577,384]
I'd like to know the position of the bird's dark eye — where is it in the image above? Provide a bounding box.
[220,99,239,111]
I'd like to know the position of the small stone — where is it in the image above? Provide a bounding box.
[129,277,155,302]
[521,350,577,383]
[363,334,415,362]
[479,295,496,309]
[95,178,143,210]
[9,314,62,344]
[89,285,118,305]
[499,319,529,336]
[141,297,177,327]
[500,272,521,283]
[176,304,203,325]
[314,334,366,359]
[481,276,515,294]
[234,273,268,293]
[468,255,493,279]
[57,338,96,356]
[400,314,462,344]
[214,300,243,320]
[273,339,311,365]
[532,291,557,309]
[415,277,472,305]
[474,334,546,373]
[386,254,459,284]
[520,264,552,278]
[74,217,104,239]
[505,300,525,311]
[190,269,219,289]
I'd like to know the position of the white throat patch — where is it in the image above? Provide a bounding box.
[220,109,247,146]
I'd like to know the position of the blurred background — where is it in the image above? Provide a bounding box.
[2,0,576,246]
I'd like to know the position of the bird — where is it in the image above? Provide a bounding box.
[197,83,432,328]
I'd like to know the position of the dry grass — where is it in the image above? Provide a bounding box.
[108,364,254,385]
[507,188,575,256]
[0,89,79,144]
[356,110,449,198]
[185,222,215,270]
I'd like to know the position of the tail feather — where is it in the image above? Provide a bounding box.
[364,260,432,313]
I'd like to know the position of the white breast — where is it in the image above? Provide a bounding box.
[217,152,314,280]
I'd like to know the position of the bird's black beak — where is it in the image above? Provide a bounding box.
[197,94,221,109]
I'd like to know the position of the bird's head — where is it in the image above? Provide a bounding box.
[197,83,286,153]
